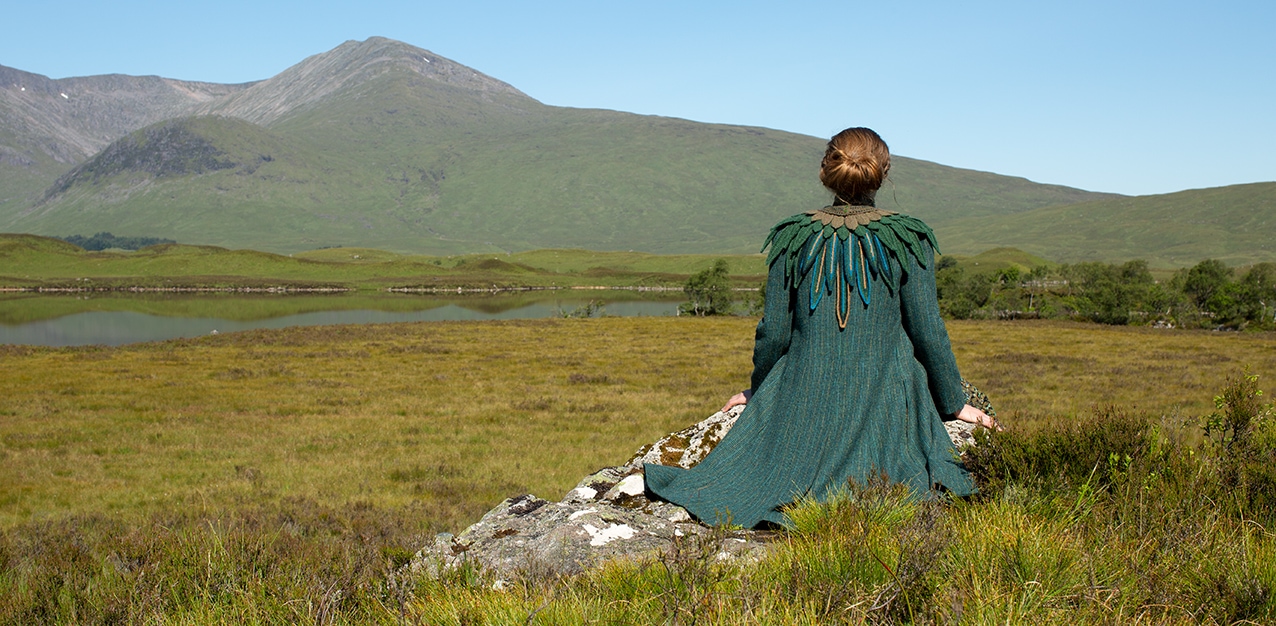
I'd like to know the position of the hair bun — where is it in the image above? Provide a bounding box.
[819,128,890,203]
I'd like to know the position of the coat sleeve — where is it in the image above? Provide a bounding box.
[749,257,793,393]
[899,246,967,418]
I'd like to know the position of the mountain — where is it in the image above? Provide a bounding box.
[0,37,1176,258]
[940,182,1276,267]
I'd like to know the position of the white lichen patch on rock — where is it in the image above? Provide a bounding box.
[568,486,597,500]
[582,523,636,546]
[603,474,645,500]
[567,507,598,521]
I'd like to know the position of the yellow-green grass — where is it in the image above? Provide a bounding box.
[0,318,752,530]
[0,292,447,325]
[949,320,1276,428]
[3,318,1274,532]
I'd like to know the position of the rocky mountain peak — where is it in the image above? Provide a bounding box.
[196,37,531,126]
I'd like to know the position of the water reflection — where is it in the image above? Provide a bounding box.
[0,292,682,347]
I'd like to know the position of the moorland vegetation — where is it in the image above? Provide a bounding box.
[2,317,1275,623]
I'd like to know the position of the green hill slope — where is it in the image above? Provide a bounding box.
[0,38,1117,256]
[939,182,1276,266]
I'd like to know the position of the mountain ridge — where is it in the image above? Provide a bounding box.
[0,61,252,212]
[0,63,250,163]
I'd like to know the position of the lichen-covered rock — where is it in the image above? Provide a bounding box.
[411,382,995,579]
[412,490,769,579]
[945,419,977,448]
[623,405,743,471]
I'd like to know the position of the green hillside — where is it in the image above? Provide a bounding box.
[939,182,1276,266]
[1,38,1115,256]
[17,116,371,250]
[0,143,61,216]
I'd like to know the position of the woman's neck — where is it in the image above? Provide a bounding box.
[833,190,877,207]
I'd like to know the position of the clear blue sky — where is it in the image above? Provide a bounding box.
[3,0,1272,196]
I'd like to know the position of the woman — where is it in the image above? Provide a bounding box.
[644,127,996,529]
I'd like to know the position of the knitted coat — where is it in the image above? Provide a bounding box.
[644,206,974,528]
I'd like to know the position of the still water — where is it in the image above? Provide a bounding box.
[0,292,682,347]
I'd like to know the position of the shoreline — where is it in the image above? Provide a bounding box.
[2,285,755,294]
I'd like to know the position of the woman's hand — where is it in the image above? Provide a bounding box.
[721,389,753,413]
[954,404,1003,431]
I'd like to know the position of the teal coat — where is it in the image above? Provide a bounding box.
[644,205,974,528]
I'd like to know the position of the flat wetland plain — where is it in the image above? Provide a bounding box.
[4,317,1276,623]
[4,319,1271,530]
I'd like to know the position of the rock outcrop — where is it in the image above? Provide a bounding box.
[411,405,771,579]
[412,384,992,579]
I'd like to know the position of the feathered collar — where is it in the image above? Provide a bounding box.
[761,205,939,329]
[809,204,894,228]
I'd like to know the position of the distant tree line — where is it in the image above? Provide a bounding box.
[683,256,1276,330]
[936,257,1276,330]
[59,232,176,251]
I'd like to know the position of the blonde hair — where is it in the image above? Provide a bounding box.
[819,127,890,204]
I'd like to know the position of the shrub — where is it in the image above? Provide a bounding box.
[58,232,176,251]
[680,259,734,316]
[964,406,1154,492]
[1202,370,1276,518]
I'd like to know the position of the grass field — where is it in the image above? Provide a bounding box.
[3,318,1276,623]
